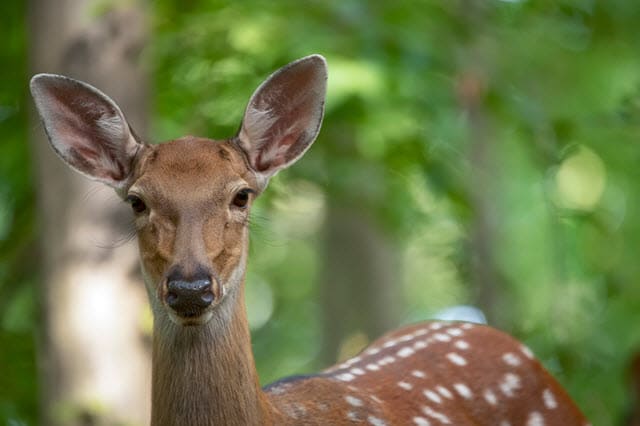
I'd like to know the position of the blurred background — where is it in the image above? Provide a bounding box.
[1,0,640,425]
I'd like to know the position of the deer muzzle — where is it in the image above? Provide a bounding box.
[163,266,223,321]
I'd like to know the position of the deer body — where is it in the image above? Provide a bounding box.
[31,55,589,426]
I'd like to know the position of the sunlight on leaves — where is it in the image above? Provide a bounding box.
[554,145,606,211]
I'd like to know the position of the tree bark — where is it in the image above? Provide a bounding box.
[455,1,503,326]
[320,199,401,363]
[317,105,402,364]
[28,2,150,425]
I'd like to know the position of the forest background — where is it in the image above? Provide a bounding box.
[1,1,639,425]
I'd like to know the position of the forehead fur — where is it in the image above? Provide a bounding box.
[141,136,250,182]
[134,136,255,199]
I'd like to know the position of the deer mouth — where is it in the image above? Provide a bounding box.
[169,309,215,327]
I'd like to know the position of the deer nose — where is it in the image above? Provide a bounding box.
[166,277,215,317]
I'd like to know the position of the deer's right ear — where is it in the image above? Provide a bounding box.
[30,74,142,191]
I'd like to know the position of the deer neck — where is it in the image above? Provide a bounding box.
[150,283,277,426]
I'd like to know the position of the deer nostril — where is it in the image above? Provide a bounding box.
[166,291,179,306]
[201,292,215,305]
[166,278,215,316]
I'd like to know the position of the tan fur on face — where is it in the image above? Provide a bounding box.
[127,136,258,322]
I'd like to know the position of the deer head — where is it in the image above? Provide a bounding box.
[30,55,328,328]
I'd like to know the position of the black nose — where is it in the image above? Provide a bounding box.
[166,277,214,317]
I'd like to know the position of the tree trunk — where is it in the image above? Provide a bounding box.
[320,202,401,364]
[28,2,150,425]
[317,107,402,365]
[455,1,503,326]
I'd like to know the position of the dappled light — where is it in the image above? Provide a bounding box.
[554,145,607,211]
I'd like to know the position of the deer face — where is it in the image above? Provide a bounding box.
[30,55,327,327]
[128,138,258,325]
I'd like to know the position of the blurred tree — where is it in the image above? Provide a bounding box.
[28,1,150,424]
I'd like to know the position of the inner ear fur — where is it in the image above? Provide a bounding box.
[30,74,142,190]
[235,54,328,184]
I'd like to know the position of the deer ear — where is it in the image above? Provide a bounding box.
[30,74,142,190]
[235,54,327,186]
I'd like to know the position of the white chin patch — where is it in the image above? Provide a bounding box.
[168,310,214,327]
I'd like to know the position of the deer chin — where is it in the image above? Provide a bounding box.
[167,309,215,327]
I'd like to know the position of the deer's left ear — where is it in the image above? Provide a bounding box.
[235,54,327,187]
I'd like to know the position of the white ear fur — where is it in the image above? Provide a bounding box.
[30,74,141,191]
[236,54,328,188]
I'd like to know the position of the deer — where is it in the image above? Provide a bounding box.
[31,54,590,426]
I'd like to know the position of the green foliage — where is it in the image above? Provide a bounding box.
[2,1,640,424]
[0,0,38,424]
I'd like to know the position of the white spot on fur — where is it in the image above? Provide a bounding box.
[378,356,396,366]
[483,388,498,405]
[433,333,451,342]
[436,386,453,399]
[413,417,431,426]
[454,340,470,350]
[521,344,535,359]
[414,328,429,337]
[285,403,307,419]
[383,339,398,348]
[502,352,522,366]
[351,367,366,376]
[414,340,428,350]
[423,389,442,404]
[412,370,427,378]
[461,323,474,329]
[399,334,414,342]
[366,363,380,371]
[347,411,361,422]
[499,373,522,397]
[346,395,364,407]
[446,327,463,336]
[367,415,387,426]
[267,383,290,395]
[453,383,473,399]
[337,373,355,382]
[446,352,467,366]
[398,346,415,358]
[398,381,413,390]
[366,347,381,355]
[526,411,545,426]
[422,406,451,424]
[295,404,307,416]
[344,356,361,367]
[543,388,558,409]
[429,322,444,330]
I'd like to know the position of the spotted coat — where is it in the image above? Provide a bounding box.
[265,321,589,426]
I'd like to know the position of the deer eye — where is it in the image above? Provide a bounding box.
[126,194,147,214]
[232,189,253,209]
